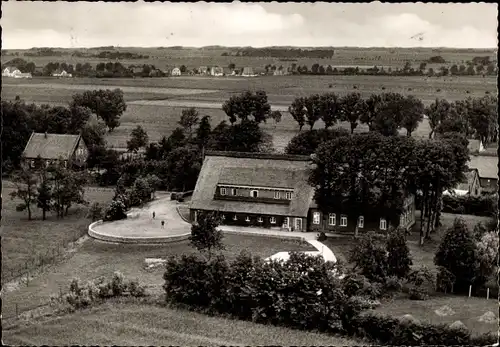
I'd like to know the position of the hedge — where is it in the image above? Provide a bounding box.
[417,194,497,217]
[163,252,497,346]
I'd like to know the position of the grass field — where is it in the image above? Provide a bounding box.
[3,300,362,346]
[323,211,497,335]
[2,74,494,151]
[1,183,115,283]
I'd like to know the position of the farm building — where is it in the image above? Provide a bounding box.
[445,168,481,197]
[198,66,208,75]
[2,67,31,78]
[468,155,498,193]
[171,67,181,76]
[190,151,416,233]
[210,66,224,77]
[241,67,255,77]
[52,70,72,78]
[22,132,88,169]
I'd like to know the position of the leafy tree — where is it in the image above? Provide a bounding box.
[82,119,108,168]
[371,93,405,136]
[71,89,127,132]
[37,170,52,221]
[228,63,235,69]
[269,110,282,125]
[467,95,498,145]
[208,121,231,151]
[475,231,499,287]
[318,93,339,129]
[165,145,203,191]
[400,95,424,136]
[189,210,224,259]
[289,97,307,131]
[425,98,452,139]
[126,125,149,153]
[304,94,322,130]
[222,91,271,124]
[48,161,88,218]
[196,115,212,150]
[10,167,38,220]
[434,218,479,292]
[285,128,349,155]
[349,232,389,282]
[178,108,200,138]
[1,100,33,171]
[339,93,367,134]
[386,228,413,278]
[167,127,187,151]
[361,94,382,131]
[180,65,187,73]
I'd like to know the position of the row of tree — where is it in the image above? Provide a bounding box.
[308,131,470,245]
[288,92,425,136]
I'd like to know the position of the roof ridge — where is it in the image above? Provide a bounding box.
[206,151,311,162]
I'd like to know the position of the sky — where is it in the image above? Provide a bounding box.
[1,2,498,49]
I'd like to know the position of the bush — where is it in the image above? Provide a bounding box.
[386,228,412,278]
[384,275,403,293]
[442,195,496,217]
[436,266,456,293]
[317,231,327,241]
[349,232,389,282]
[405,266,435,300]
[103,200,127,221]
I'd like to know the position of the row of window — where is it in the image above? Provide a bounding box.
[312,212,388,230]
[29,159,68,168]
[220,187,293,200]
[222,214,278,224]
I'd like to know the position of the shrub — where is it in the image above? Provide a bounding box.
[103,200,127,221]
[436,266,456,293]
[386,228,412,278]
[317,231,327,241]
[442,195,496,217]
[434,218,480,292]
[405,266,435,300]
[349,232,389,282]
[384,275,403,293]
[189,211,224,258]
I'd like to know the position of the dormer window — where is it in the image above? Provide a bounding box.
[250,190,259,198]
[285,192,292,200]
[274,191,280,199]
[231,188,237,196]
[220,187,227,195]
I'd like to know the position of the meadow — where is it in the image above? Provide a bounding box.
[2,74,494,151]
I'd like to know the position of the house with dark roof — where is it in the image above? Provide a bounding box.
[468,139,485,154]
[468,155,498,193]
[445,168,481,197]
[190,151,416,233]
[22,132,88,169]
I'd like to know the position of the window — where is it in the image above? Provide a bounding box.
[30,160,35,168]
[258,216,263,223]
[250,190,259,198]
[380,218,387,230]
[221,214,226,220]
[233,215,238,221]
[245,216,250,222]
[283,217,289,227]
[270,217,276,224]
[313,212,321,225]
[358,216,364,228]
[340,216,348,227]
[274,191,280,199]
[328,213,336,226]
[285,192,293,200]
[220,187,227,195]
[231,188,237,196]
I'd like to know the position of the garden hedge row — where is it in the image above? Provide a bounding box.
[441,195,497,216]
[163,252,497,346]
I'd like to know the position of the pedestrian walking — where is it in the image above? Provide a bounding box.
[152,211,156,219]
[161,220,165,228]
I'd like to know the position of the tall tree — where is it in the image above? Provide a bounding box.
[400,95,424,137]
[165,145,203,191]
[318,93,339,129]
[285,128,349,155]
[9,167,38,220]
[289,97,307,131]
[189,210,224,260]
[361,94,382,131]
[304,94,322,130]
[71,89,127,132]
[37,170,52,221]
[127,125,149,153]
[178,107,200,138]
[196,115,212,151]
[371,93,405,136]
[467,95,498,145]
[339,92,368,134]
[1,100,32,171]
[425,98,452,139]
[222,91,271,124]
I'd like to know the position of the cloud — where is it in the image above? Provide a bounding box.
[0,2,496,49]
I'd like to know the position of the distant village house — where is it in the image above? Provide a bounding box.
[52,70,73,78]
[2,67,32,78]
[171,67,181,76]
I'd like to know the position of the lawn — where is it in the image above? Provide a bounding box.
[3,300,362,346]
[322,211,497,335]
[2,233,315,319]
[1,183,115,284]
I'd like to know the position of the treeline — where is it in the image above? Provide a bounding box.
[222,48,334,59]
[285,60,496,77]
[24,48,64,57]
[71,50,148,59]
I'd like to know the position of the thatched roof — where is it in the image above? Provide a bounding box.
[22,132,82,160]
[468,155,498,179]
[190,151,315,217]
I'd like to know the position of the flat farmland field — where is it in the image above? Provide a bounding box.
[2,74,493,151]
